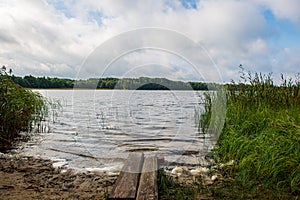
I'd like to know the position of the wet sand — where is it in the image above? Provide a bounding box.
[0,154,117,200]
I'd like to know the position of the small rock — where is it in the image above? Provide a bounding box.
[226,160,234,166]
[171,166,189,176]
[219,160,234,168]
[190,167,210,176]
[211,174,218,181]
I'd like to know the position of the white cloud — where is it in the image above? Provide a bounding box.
[256,0,300,23]
[0,0,299,82]
[0,0,102,77]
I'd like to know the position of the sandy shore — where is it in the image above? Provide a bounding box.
[0,153,117,200]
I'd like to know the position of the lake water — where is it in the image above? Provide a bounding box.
[19,90,215,173]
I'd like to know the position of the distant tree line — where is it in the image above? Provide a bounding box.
[12,75,74,89]
[11,75,211,90]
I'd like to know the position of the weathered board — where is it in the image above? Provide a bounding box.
[109,153,144,199]
[136,156,158,200]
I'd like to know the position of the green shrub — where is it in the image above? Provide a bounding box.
[0,67,47,145]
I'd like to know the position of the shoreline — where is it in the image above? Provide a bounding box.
[0,153,117,200]
[0,151,218,199]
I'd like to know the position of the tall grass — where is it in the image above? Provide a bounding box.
[0,67,47,146]
[195,86,226,143]
[199,70,300,196]
[195,92,212,134]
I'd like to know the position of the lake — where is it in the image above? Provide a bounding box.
[19,90,215,173]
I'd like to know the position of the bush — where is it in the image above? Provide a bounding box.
[0,66,47,146]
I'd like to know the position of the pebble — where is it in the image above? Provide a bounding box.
[211,174,218,181]
[171,166,189,176]
[190,167,210,176]
[219,160,234,168]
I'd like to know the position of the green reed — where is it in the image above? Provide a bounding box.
[0,68,48,145]
[198,70,300,197]
[196,85,226,141]
[195,92,212,134]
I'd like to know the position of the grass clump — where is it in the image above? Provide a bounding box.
[158,169,197,200]
[203,69,300,197]
[196,85,226,138]
[0,66,47,148]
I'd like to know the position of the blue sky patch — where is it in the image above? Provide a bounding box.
[263,9,300,47]
[179,0,198,9]
[88,10,103,26]
[47,0,74,18]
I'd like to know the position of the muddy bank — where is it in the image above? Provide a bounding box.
[0,154,117,200]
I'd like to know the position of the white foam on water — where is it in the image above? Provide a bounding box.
[51,158,68,168]
[85,165,122,174]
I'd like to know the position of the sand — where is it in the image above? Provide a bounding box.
[0,154,117,200]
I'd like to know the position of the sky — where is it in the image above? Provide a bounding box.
[0,0,299,83]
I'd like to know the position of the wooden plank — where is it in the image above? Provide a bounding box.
[109,153,144,199]
[136,156,158,200]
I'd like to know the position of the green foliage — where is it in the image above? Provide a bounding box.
[195,85,226,137]
[115,77,194,90]
[0,67,47,145]
[11,75,210,90]
[195,92,212,133]
[12,75,74,88]
[158,169,196,200]
[189,81,208,90]
[200,69,300,196]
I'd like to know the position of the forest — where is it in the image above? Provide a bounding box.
[11,75,210,90]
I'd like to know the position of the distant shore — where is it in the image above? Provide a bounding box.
[12,75,211,90]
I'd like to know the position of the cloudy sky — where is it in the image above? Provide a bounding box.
[0,0,299,82]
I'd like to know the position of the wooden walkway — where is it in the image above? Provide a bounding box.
[109,153,160,200]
